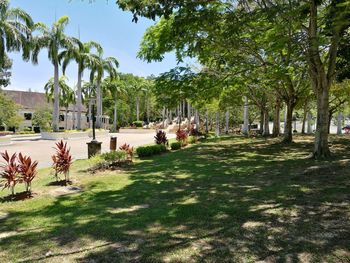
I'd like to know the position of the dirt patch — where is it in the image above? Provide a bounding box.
[50,186,83,197]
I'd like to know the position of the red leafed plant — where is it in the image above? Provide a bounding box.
[0,151,19,196]
[52,140,73,183]
[176,129,188,145]
[119,143,134,161]
[154,130,168,145]
[18,153,38,193]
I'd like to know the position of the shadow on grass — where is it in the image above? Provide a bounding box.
[0,191,35,203]
[0,136,349,262]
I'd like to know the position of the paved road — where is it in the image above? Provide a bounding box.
[0,132,175,168]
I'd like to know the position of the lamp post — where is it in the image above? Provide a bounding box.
[87,97,102,158]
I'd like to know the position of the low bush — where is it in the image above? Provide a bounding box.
[188,136,197,144]
[132,121,143,127]
[170,142,182,150]
[101,151,127,163]
[137,144,167,157]
[155,130,168,145]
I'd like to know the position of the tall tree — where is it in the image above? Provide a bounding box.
[0,0,33,67]
[89,51,119,128]
[60,38,102,130]
[32,16,73,132]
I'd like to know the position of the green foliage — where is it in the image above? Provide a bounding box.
[0,55,12,88]
[101,151,127,163]
[136,144,167,157]
[170,141,181,150]
[132,121,143,127]
[188,136,197,144]
[32,106,52,131]
[0,92,22,129]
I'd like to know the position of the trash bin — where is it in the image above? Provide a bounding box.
[110,136,117,151]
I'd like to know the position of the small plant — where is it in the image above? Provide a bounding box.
[132,121,143,127]
[136,144,167,157]
[154,130,168,145]
[170,142,182,150]
[176,129,188,146]
[17,153,38,193]
[0,151,19,196]
[119,143,134,161]
[189,126,202,137]
[101,151,127,163]
[52,140,73,183]
[188,136,197,144]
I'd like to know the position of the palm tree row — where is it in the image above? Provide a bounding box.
[1,0,119,131]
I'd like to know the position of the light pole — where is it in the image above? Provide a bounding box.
[87,97,102,158]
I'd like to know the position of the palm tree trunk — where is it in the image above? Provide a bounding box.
[136,96,140,121]
[53,62,60,132]
[96,80,102,128]
[146,96,150,123]
[113,95,118,132]
[76,69,83,130]
[88,99,92,129]
[65,107,68,130]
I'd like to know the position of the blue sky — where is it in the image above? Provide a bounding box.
[7,0,181,92]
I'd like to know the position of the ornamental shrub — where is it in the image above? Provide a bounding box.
[170,142,181,150]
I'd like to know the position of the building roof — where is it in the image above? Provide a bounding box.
[2,90,87,112]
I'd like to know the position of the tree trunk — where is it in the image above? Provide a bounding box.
[136,96,140,121]
[215,112,220,136]
[337,112,343,135]
[301,104,307,134]
[259,109,264,134]
[53,62,60,132]
[328,112,333,134]
[272,98,281,137]
[263,110,270,136]
[72,104,76,130]
[307,112,313,134]
[225,111,229,134]
[313,86,330,158]
[146,96,150,123]
[283,104,287,134]
[96,80,102,128]
[205,110,209,133]
[65,107,68,130]
[88,99,92,129]
[243,96,249,135]
[187,101,191,129]
[76,69,82,130]
[113,96,118,132]
[283,101,294,143]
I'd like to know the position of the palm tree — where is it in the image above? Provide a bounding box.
[44,76,74,130]
[89,51,119,129]
[132,77,147,121]
[82,80,97,128]
[102,76,126,132]
[0,0,33,67]
[59,38,102,130]
[31,16,73,132]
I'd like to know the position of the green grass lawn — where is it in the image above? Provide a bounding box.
[0,135,349,262]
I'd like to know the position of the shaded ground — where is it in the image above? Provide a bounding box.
[0,135,349,262]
